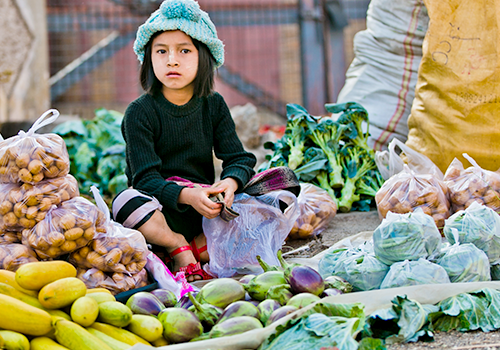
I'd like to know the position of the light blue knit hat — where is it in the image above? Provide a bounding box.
[133,0,224,68]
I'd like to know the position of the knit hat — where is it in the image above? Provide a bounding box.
[133,0,224,68]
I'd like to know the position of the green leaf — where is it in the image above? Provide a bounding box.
[357,337,386,350]
[52,120,88,137]
[74,142,96,176]
[108,174,128,197]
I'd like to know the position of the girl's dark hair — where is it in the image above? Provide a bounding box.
[140,31,216,98]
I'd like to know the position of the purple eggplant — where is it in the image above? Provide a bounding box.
[265,284,293,306]
[151,289,178,308]
[322,288,343,297]
[209,316,263,338]
[265,305,298,326]
[244,271,287,301]
[217,301,260,324]
[239,274,256,285]
[286,292,321,309]
[158,307,203,343]
[277,251,324,296]
[175,291,198,309]
[196,278,246,309]
[125,291,165,316]
[187,292,223,331]
[257,299,281,325]
[324,275,353,293]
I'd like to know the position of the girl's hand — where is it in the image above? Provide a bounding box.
[211,177,239,208]
[178,186,224,219]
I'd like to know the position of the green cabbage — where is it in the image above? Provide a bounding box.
[380,259,450,289]
[437,241,491,282]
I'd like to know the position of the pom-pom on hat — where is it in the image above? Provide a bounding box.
[133,0,224,67]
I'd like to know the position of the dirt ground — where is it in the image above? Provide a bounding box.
[283,209,500,350]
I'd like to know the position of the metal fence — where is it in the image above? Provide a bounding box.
[47,0,369,119]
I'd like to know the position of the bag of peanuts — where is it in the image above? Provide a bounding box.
[0,243,38,271]
[76,267,149,295]
[375,164,451,230]
[0,175,79,232]
[0,230,21,245]
[0,109,70,184]
[288,183,337,240]
[444,153,500,213]
[69,186,148,275]
[22,196,107,259]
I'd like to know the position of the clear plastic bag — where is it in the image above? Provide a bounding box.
[288,183,337,240]
[444,153,500,213]
[443,201,500,263]
[375,165,451,229]
[0,230,21,245]
[380,258,450,289]
[22,196,106,259]
[0,175,79,232]
[69,186,149,275]
[0,243,38,271]
[203,190,299,278]
[0,110,69,184]
[76,267,149,295]
[373,207,442,265]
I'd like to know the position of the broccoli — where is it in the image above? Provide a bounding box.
[316,169,338,206]
[356,169,384,198]
[306,117,348,188]
[294,147,329,182]
[283,104,315,170]
[338,145,377,212]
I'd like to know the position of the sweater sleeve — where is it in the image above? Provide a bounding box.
[122,99,187,211]
[211,93,257,190]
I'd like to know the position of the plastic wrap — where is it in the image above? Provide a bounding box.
[0,110,69,184]
[444,154,500,213]
[0,175,79,232]
[380,258,450,289]
[288,183,337,240]
[0,230,21,245]
[22,196,106,259]
[203,190,299,278]
[443,201,500,263]
[375,165,451,229]
[373,208,442,265]
[69,186,149,275]
[318,247,356,279]
[76,267,149,295]
[0,243,38,271]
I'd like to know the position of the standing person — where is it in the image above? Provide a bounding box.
[112,0,257,281]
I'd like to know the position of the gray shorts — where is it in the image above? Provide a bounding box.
[111,189,162,230]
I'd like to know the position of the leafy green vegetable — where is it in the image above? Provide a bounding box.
[436,242,491,283]
[380,259,450,289]
[52,108,127,206]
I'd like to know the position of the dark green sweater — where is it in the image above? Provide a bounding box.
[122,92,256,239]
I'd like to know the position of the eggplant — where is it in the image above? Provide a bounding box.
[278,251,325,296]
[175,291,198,309]
[209,316,263,338]
[239,274,256,285]
[257,299,281,325]
[265,284,293,306]
[125,292,165,316]
[151,289,178,308]
[286,292,321,309]
[196,278,245,309]
[256,255,282,272]
[157,307,203,343]
[324,275,353,293]
[217,301,260,324]
[187,292,223,331]
[265,305,298,326]
[244,271,287,301]
[322,288,343,297]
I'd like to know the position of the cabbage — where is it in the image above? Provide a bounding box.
[443,201,500,262]
[491,263,500,280]
[318,248,355,279]
[373,208,442,265]
[437,242,491,282]
[339,251,389,291]
[380,259,450,289]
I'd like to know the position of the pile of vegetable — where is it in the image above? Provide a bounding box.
[52,108,128,206]
[260,102,384,212]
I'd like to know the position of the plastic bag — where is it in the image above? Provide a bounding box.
[0,243,38,271]
[69,186,149,274]
[22,196,106,259]
[444,154,500,213]
[375,138,443,180]
[318,247,357,279]
[288,183,337,240]
[203,190,299,278]
[0,231,21,245]
[76,267,149,295]
[437,229,491,283]
[443,201,500,263]
[0,109,69,184]
[375,164,451,229]
[0,175,79,232]
[373,207,442,265]
[380,258,450,289]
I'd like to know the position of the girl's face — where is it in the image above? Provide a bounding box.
[151,30,199,104]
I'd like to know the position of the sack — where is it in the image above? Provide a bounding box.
[0,243,37,271]
[380,258,450,289]
[406,1,500,173]
[76,267,149,296]
[203,190,299,278]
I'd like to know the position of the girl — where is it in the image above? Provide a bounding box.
[112,0,257,281]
